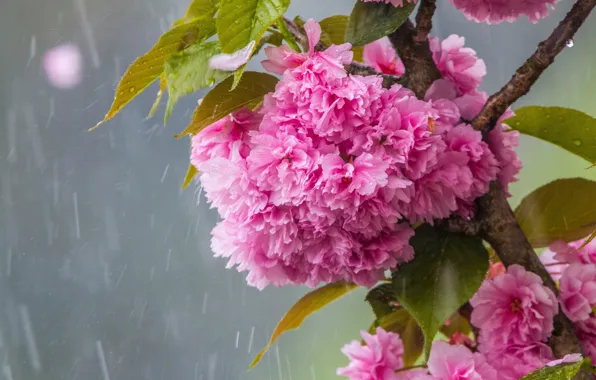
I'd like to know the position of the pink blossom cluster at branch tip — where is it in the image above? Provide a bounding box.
[337,327,404,380]
[470,265,558,378]
[448,0,558,24]
[360,0,417,7]
[191,20,521,289]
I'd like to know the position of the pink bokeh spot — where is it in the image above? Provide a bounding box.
[42,43,83,89]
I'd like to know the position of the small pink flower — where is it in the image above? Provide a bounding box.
[209,40,255,71]
[539,247,568,282]
[363,37,405,76]
[425,341,498,380]
[470,264,558,347]
[550,238,596,265]
[337,327,404,380]
[546,353,583,367]
[42,43,83,89]
[559,263,596,322]
[481,341,554,380]
[448,0,557,24]
[429,35,486,96]
[361,0,417,6]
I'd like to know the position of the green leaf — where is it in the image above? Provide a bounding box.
[366,283,399,319]
[319,15,364,62]
[255,31,284,54]
[275,18,301,52]
[345,1,416,47]
[505,106,596,165]
[163,41,230,123]
[176,71,278,137]
[216,0,290,54]
[520,359,584,380]
[515,178,596,248]
[250,281,358,369]
[372,308,424,367]
[182,164,199,190]
[392,224,489,359]
[92,18,214,130]
[179,0,220,24]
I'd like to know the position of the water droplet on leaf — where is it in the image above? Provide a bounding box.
[566,39,574,48]
[129,87,136,93]
[573,139,582,146]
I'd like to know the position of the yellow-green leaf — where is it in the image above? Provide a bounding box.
[250,281,358,369]
[182,164,199,190]
[366,283,399,319]
[520,358,585,380]
[371,309,424,367]
[164,41,231,123]
[176,71,278,137]
[180,0,220,23]
[92,19,214,130]
[216,0,290,54]
[320,15,364,62]
[255,31,284,54]
[392,225,489,360]
[505,106,596,165]
[147,75,167,119]
[515,178,596,248]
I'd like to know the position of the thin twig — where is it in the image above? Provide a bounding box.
[414,0,437,42]
[472,0,596,133]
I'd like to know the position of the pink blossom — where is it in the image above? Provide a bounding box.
[42,43,83,89]
[363,37,405,76]
[209,40,256,71]
[549,238,596,265]
[559,263,596,322]
[487,262,505,279]
[395,368,429,380]
[425,341,498,380]
[481,341,553,380]
[429,35,486,95]
[448,0,557,24]
[540,247,568,282]
[262,18,352,75]
[470,264,558,347]
[576,321,596,363]
[337,327,404,380]
[546,353,583,367]
[360,0,417,7]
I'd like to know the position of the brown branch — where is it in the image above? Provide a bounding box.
[477,183,588,377]
[472,0,596,133]
[388,19,441,98]
[414,0,437,42]
[283,18,404,88]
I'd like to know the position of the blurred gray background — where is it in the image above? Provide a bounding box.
[0,0,594,379]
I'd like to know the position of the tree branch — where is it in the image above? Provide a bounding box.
[283,18,404,88]
[472,0,596,133]
[388,19,441,98]
[414,0,437,42]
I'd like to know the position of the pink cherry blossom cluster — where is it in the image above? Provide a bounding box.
[470,264,559,379]
[360,0,558,24]
[543,237,596,363]
[190,20,521,290]
[337,264,585,379]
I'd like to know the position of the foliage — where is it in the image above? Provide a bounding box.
[249,281,358,368]
[520,359,585,380]
[392,225,489,359]
[345,1,416,46]
[515,178,596,247]
[506,106,596,165]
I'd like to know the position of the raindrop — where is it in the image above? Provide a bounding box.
[19,305,41,374]
[129,87,136,93]
[573,139,582,146]
[96,340,111,380]
[566,39,574,48]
